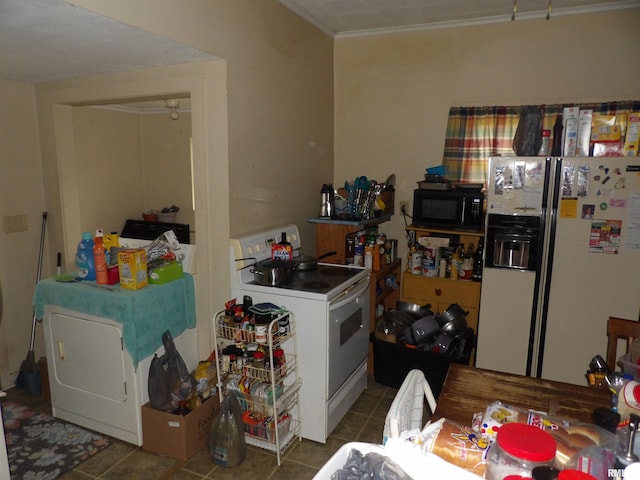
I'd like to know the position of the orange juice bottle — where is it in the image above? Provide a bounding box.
[94,229,108,284]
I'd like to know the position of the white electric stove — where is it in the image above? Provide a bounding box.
[229,224,370,443]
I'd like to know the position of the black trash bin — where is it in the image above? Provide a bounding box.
[371,328,474,398]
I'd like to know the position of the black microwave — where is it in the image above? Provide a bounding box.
[412,188,484,231]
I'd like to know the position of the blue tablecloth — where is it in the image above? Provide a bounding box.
[33,274,196,368]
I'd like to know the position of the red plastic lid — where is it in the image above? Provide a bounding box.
[273,348,285,357]
[504,476,531,480]
[253,351,265,359]
[558,470,597,480]
[496,423,556,462]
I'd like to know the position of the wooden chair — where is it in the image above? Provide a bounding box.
[607,316,640,371]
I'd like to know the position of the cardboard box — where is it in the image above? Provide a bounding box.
[142,395,220,460]
[117,248,148,289]
[624,112,640,157]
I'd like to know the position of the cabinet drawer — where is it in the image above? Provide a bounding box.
[401,273,481,306]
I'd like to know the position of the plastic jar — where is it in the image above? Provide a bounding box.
[557,470,597,480]
[485,423,557,480]
[273,348,286,376]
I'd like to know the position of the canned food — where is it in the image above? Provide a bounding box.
[410,251,423,275]
[255,325,268,344]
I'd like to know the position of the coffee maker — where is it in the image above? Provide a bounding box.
[319,183,336,219]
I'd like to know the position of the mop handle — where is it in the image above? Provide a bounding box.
[35,212,47,283]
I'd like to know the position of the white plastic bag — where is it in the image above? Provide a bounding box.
[208,391,247,467]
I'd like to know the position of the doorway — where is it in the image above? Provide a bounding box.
[40,61,230,359]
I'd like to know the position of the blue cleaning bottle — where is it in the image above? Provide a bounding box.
[75,231,96,281]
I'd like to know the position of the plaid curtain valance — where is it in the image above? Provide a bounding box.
[442,101,640,184]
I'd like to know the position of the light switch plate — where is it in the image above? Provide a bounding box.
[3,214,27,233]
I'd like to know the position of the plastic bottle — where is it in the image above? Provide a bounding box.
[75,232,96,281]
[271,232,292,261]
[94,229,108,284]
[450,248,460,280]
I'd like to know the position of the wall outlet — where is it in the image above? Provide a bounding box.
[400,201,409,215]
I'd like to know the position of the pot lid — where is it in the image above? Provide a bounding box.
[256,258,297,269]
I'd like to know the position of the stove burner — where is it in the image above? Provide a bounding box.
[302,281,332,290]
[318,267,357,276]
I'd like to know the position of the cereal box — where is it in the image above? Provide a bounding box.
[117,248,148,289]
[623,112,640,157]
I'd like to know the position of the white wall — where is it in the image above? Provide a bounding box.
[0,79,46,389]
[334,8,640,268]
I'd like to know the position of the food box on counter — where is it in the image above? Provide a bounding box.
[117,248,148,289]
[141,395,220,461]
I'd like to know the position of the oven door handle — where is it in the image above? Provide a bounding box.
[330,276,370,312]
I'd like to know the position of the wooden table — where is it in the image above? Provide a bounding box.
[433,364,612,426]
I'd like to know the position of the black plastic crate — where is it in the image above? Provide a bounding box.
[371,328,474,398]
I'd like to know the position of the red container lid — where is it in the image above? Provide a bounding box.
[558,470,597,480]
[496,423,556,463]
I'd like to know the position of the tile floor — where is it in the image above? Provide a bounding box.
[3,377,399,480]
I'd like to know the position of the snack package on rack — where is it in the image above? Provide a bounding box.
[475,400,623,475]
[393,418,488,477]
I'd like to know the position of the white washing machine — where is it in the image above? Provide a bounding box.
[42,304,197,445]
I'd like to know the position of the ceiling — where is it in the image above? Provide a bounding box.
[279,0,639,37]
[0,0,214,85]
[0,0,637,86]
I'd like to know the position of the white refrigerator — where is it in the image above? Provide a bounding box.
[476,156,640,385]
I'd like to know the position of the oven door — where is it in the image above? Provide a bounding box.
[327,277,370,398]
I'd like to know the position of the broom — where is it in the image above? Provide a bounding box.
[15,211,47,395]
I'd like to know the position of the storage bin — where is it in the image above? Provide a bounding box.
[371,328,474,397]
[618,354,640,380]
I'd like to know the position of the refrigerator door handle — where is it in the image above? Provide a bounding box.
[533,157,563,378]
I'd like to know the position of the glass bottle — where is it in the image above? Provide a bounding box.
[472,238,484,282]
[551,114,563,156]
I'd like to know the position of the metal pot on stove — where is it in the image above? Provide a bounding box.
[244,258,297,286]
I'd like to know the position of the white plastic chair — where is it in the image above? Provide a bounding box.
[383,369,437,444]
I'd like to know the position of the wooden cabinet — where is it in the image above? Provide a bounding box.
[401,274,480,333]
[401,226,485,364]
[311,214,392,264]
[309,215,401,374]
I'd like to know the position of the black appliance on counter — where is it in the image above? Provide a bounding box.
[120,219,191,244]
[412,187,484,232]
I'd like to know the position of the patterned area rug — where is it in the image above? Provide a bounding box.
[2,401,111,480]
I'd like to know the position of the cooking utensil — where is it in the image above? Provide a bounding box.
[294,251,337,271]
[432,332,455,353]
[395,301,432,318]
[384,310,418,333]
[401,314,441,345]
[384,174,396,191]
[439,303,468,325]
[439,315,468,336]
[250,258,296,286]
